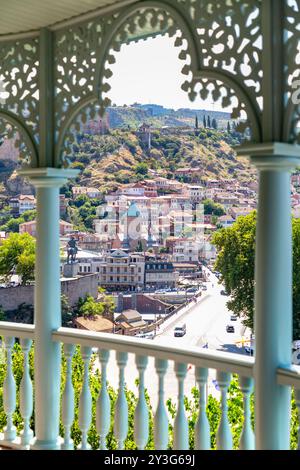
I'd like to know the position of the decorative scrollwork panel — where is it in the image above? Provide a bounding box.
[0,116,37,167]
[192,0,262,111]
[54,12,120,137]
[0,39,39,145]
[284,0,300,143]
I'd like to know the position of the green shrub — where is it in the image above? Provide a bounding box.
[0,346,298,450]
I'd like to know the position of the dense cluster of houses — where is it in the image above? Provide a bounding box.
[7,168,300,303]
[6,168,300,335]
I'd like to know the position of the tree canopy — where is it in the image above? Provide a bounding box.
[203,199,225,217]
[0,233,35,285]
[0,209,36,233]
[134,162,148,176]
[212,211,300,339]
[78,295,105,318]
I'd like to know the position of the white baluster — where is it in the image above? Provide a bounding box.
[61,343,75,450]
[295,389,300,450]
[154,359,169,450]
[20,338,33,446]
[3,337,16,442]
[195,367,210,450]
[114,352,128,450]
[239,376,255,450]
[134,355,149,450]
[96,349,110,450]
[173,363,189,450]
[216,371,233,450]
[78,346,92,450]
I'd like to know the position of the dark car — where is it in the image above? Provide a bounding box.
[221,290,228,296]
[174,324,186,337]
[226,325,235,333]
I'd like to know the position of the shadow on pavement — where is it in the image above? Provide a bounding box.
[217,343,249,356]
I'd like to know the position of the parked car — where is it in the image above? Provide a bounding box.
[226,324,235,333]
[174,324,186,337]
[230,315,237,321]
[221,290,228,296]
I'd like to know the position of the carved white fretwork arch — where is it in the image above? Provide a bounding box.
[0,110,39,166]
[0,0,299,168]
[58,0,264,164]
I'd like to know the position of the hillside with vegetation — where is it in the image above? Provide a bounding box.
[64,126,255,195]
[0,102,255,200]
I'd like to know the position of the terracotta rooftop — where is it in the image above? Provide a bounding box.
[74,315,114,332]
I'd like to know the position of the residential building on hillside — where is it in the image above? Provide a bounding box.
[215,193,239,208]
[117,183,146,197]
[205,179,220,189]
[20,219,74,237]
[291,174,300,187]
[68,250,103,275]
[175,167,202,182]
[229,206,254,220]
[72,187,101,199]
[185,185,204,203]
[74,315,115,333]
[145,258,179,289]
[59,195,68,216]
[73,232,103,252]
[115,309,147,335]
[218,215,235,228]
[8,197,19,215]
[172,238,200,263]
[98,250,145,292]
[18,195,36,214]
[199,237,217,261]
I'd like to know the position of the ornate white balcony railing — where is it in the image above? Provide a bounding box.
[0,321,299,450]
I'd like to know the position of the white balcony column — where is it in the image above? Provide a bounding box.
[19,168,77,450]
[249,145,300,449]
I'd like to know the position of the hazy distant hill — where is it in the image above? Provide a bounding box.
[105,104,231,130]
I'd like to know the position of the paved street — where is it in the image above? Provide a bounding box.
[101,268,250,409]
